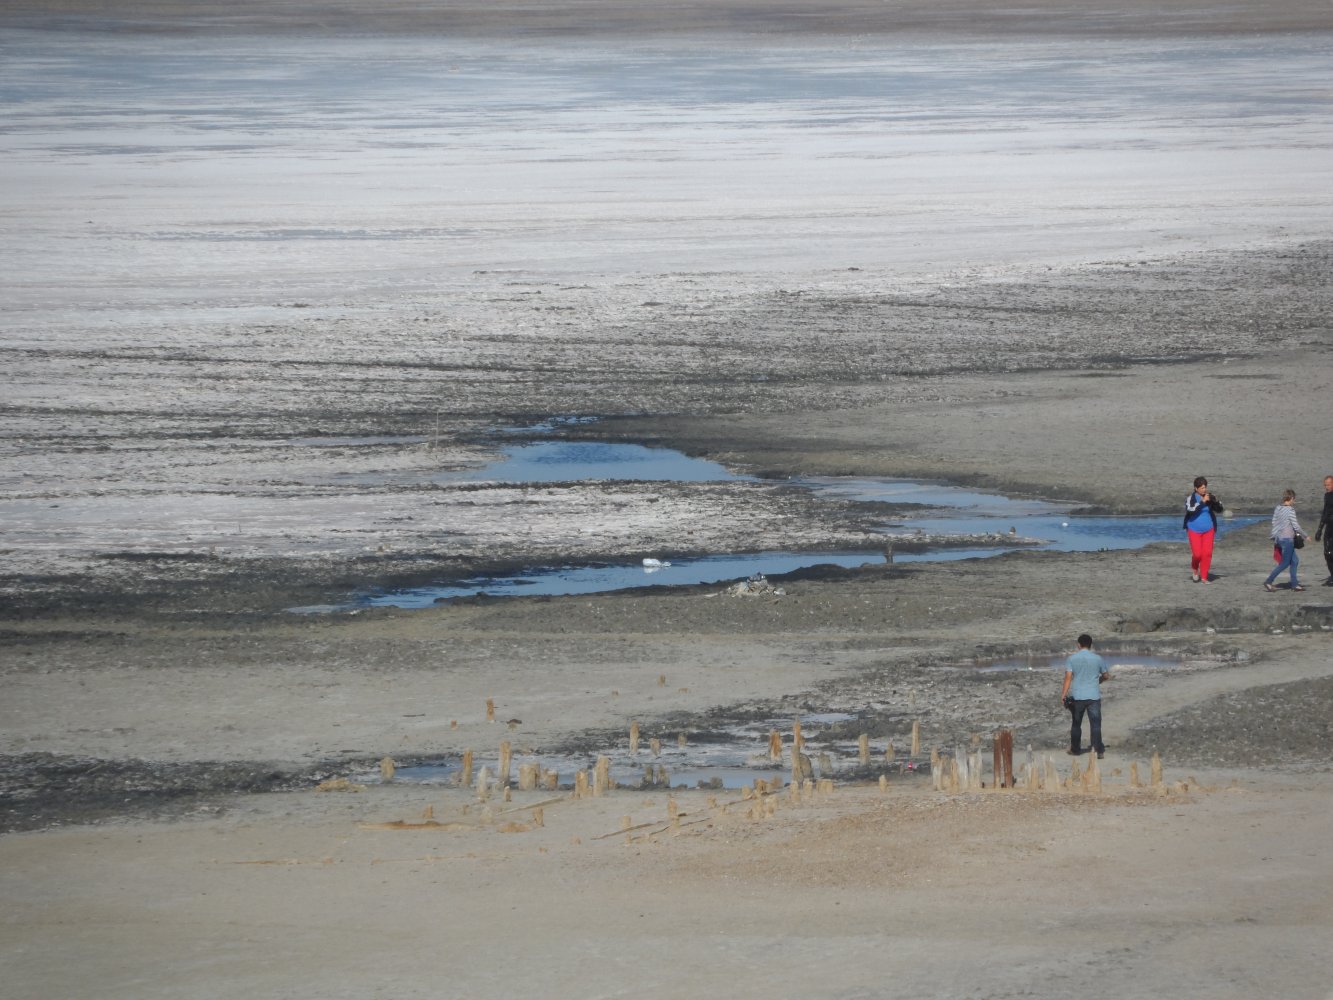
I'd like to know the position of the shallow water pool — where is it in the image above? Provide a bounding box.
[347,438,1258,608]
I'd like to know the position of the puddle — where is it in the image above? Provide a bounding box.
[297,430,1261,609]
[961,653,1185,673]
[390,711,880,790]
[440,441,751,484]
[362,551,885,607]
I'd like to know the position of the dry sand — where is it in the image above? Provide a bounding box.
[2,1,1333,998]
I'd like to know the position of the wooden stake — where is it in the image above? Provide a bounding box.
[911,719,921,758]
[792,751,813,785]
[629,721,640,755]
[593,756,611,796]
[885,741,896,764]
[380,757,396,783]
[461,749,474,788]
[518,763,539,791]
[858,734,870,766]
[1129,761,1141,788]
[1150,752,1163,788]
[793,720,804,753]
[1000,729,1014,788]
[498,740,512,786]
[476,766,491,801]
[650,738,661,757]
[574,770,589,799]
[879,774,888,793]
[768,729,782,761]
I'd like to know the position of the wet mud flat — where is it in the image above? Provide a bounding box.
[5,241,1332,616]
[4,528,1330,833]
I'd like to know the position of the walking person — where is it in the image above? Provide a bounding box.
[1264,489,1308,592]
[1060,634,1109,758]
[1316,475,1333,586]
[1183,476,1222,582]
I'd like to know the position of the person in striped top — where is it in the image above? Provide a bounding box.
[1264,489,1308,592]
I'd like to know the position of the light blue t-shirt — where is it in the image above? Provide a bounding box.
[1066,648,1106,700]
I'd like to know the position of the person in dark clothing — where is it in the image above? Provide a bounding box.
[1316,474,1333,586]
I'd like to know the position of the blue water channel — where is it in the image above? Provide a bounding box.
[344,438,1257,609]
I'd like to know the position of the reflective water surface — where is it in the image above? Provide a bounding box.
[349,439,1258,608]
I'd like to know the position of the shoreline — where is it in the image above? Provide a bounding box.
[7,0,1333,38]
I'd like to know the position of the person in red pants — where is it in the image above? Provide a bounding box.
[1183,476,1222,583]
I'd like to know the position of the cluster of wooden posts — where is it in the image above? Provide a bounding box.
[928,730,1169,794]
[384,708,1169,803]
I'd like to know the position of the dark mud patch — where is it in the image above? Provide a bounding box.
[1124,675,1333,772]
[1116,603,1333,634]
[0,753,333,834]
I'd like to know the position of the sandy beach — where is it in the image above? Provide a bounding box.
[2,1,1332,997]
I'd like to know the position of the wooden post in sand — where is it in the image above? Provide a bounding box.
[629,721,640,755]
[518,763,539,791]
[793,720,804,754]
[769,729,782,761]
[574,770,589,799]
[498,740,512,786]
[476,766,491,801]
[1150,752,1163,788]
[999,729,1014,788]
[461,748,474,788]
[858,734,870,766]
[650,737,661,757]
[885,741,896,765]
[1129,761,1142,788]
[380,757,396,783]
[593,756,611,796]
[911,719,921,758]
[1084,753,1102,793]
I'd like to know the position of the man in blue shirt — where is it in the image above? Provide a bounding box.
[1060,634,1109,758]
